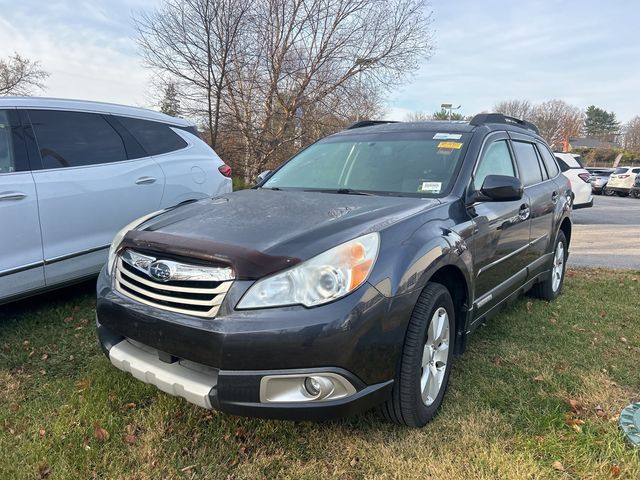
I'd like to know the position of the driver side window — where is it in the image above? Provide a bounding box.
[473,140,515,190]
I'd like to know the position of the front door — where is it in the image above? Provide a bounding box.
[26,109,165,285]
[468,133,531,315]
[0,109,44,302]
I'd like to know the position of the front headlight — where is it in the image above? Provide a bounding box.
[237,232,380,309]
[106,210,166,275]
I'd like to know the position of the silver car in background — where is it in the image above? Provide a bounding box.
[1,97,232,304]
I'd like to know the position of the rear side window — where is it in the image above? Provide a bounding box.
[632,168,640,174]
[512,141,544,186]
[473,140,515,189]
[0,111,15,174]
[537,144,560,177]
[28,110,127,169]
[614,167,629,174]
[117,117,187,156]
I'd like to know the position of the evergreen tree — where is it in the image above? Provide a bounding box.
[160,83,181,117]
[584,105,619,140]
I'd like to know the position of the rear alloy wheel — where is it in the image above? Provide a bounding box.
[531,231,567,301]
[381,283,454,427]
[604,187,615,196]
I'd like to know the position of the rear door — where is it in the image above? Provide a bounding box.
[469,132,531,314]
[26,109,165,285]
[0,109,45,301]
[509,134,556,277]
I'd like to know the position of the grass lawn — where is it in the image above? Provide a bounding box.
[1,269,639,479]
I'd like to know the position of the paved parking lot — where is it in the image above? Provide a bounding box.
[569,195,640,269]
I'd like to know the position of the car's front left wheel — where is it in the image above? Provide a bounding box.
[381,283,454,427]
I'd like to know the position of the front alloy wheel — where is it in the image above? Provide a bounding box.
[381,283,454,427]
[420,307,450,406]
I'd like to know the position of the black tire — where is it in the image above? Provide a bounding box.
[381,283,455,427]
[604,187,615,196]
[617,191,629,197]
[531,231,567,301]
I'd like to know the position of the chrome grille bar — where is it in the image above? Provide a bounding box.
[114,250,234,318]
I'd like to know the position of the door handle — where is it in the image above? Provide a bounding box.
[519,204,530,221]
[0,191,27,201]
[551,191,559,204]
[135,176,157,185]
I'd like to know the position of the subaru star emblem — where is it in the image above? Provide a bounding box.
[149,261,173,282]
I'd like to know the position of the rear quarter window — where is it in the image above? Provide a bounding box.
[614,167,629,174]
[117,116,188,156]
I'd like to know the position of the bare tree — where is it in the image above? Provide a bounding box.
[405,111,431,122]
[623,116,640,152]
[134,0,253,148]
[0,53,49,96]
[493,99,533,120]
[531,99,584,149]
[226,0,433,183]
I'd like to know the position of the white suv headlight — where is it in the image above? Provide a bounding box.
[106,210,166,275]
[237,232,379,309]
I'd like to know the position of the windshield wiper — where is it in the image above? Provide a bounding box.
[304,188,376,196]
[336,188,376,196]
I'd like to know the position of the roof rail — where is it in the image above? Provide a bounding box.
[469,113,539,134]
[346,120,399,130]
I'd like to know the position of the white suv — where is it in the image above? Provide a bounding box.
[554,153,593,209]
[605,166,640,197]
[0,97,232,304]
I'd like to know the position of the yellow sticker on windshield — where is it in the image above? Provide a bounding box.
[437,141,463,149]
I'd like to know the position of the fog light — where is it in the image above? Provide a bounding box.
[304,376,322,396]
[260,372,357,403]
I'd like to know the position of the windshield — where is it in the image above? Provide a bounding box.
[262,132,471,197]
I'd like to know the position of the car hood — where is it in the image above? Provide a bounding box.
[125,189,439,278]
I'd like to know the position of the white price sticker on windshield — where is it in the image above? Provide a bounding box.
[433,133,462,140]
[419,182,442,193]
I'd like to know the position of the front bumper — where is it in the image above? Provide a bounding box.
[96,267,412,420]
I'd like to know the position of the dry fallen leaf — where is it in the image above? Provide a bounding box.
[350,457,360,467]
[123,402,136,410]
[526,301,532,313]
[76,378,91,392]
[94,425,110,442]
[37,464,51,479]
[41,353,49,361]
[124,434,137,445]
[38,428,46,439]
[567,399,583,413]
[532,374,545,382]
[610,464,621,477]
[552,461,565,471]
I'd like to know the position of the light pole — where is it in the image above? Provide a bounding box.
[440,103,461,120]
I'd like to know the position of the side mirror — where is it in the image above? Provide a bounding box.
[256,170,272,184]
[478,175,523,201]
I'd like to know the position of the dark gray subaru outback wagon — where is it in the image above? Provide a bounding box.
[96,114,572,427]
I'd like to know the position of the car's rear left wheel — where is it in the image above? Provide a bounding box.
[531,230,567,301]
[381,283,454,427]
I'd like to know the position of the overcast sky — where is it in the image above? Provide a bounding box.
[1,0,638,122]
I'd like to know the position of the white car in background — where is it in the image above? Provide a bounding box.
[554,153,593,209]
[605,166,640,197]
[0,97,232,304]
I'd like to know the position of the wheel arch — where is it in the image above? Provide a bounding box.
[425,263,470,354]
[559,216,572,247]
